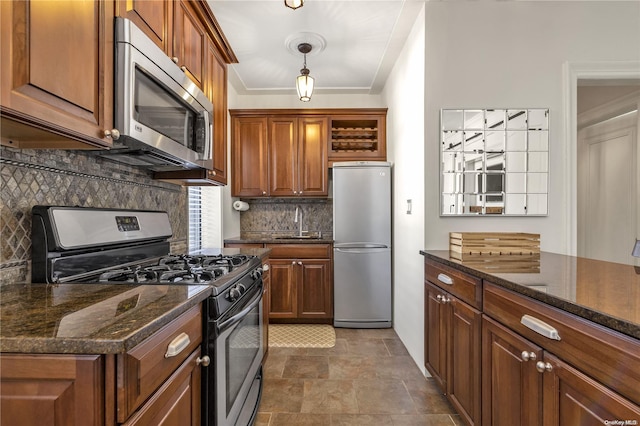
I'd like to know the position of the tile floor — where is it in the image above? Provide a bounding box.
[256,327,462,426]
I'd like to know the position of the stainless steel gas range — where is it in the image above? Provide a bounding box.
[31,206,265,426]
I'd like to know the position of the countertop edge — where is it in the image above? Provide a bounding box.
[0,286,212,355]
[420,250,640,340]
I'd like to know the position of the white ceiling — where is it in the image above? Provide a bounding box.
[206,0,425,96]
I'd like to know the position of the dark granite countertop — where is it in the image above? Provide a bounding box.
[225,234,334,244]
[0,247,272,355]
[195,246,272,259]
[0,283,211,354]
[420,250,640,340]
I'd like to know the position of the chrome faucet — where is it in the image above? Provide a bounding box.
[294,206,304,237]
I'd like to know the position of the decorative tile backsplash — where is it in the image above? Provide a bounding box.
[239,198,333,237]
[0,146,187,285]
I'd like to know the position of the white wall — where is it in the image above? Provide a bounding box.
[423,1,640,254]
[381,5,426,373]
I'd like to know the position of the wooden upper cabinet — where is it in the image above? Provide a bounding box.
[298,116,329,196]
[231,116,269,197]
[116,0,173,54]
[173,0,206,91]
[328,111,387,163]
[117,0,221,93]
[0,0,114,149]
[206,40,228,184]
[269,117,298,196]
[268,116,328,197]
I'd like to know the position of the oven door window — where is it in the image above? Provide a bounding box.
[134,67,206,153]
[215,284,264,424]
[226,306,261,414]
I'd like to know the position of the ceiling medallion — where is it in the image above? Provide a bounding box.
[285,32,326,57]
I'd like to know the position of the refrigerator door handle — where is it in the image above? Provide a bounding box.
[335,247,389,254]
[334,243,389,250]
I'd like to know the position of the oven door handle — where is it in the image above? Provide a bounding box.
[216,281,263,333]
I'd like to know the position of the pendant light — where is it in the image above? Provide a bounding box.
[284,0,304,10]
[296,43,314,102]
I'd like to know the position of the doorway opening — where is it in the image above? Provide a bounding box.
[572,73,640,265]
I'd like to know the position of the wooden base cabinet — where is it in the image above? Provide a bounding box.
[482,316,543,426]
[0,305,206,426]
[482,282,640,426]
[269,258,332,320]
[425,256,640,426]
[483,315,640,426]
[267,244,332,322]
[424,280,482,426]
[0,354,106,426]
[542,353,640,426]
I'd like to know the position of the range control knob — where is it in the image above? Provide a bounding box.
[229,286,242,302]
[251,267,263,280]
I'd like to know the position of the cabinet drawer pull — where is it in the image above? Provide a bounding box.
[165,332,191,358]
[520,315,561,341]
[437,273,453,285]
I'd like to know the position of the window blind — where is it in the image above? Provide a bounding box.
[188,187,202,252]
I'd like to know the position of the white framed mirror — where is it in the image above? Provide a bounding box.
[441,108,549,216]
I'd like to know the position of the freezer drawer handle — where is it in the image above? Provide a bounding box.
[437,273,453,285]
[520,315,561,341]
[165,332,191,358]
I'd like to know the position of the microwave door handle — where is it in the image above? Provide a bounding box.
[202,110,212,159]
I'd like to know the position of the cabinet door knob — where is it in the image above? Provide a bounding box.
[172,57,179,64]
[521,351,537,362]
[262,191,267,195]
[292,261,296,266]
[297,261,303,265]
[196,355,210,367]
[535,361,553,373]
[180,66,187,72]
[436,294,450,303]
[104,129,120,140]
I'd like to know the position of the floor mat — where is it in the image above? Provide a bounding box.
[268,324,336,348]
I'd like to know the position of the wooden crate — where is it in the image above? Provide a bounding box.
[449,232,540,258]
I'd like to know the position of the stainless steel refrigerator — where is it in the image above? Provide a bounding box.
[333,161,392,328]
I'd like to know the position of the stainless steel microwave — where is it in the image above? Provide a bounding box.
[103,17,213,171]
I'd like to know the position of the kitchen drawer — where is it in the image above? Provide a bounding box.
[117,305,203,422]
[121,349,201,426]
[266,243,331,259]
[425,258,482,309]
[483,282,640,405]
